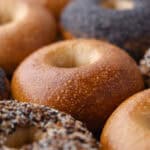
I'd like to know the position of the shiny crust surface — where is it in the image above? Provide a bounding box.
[11,39,144,132]
[25,0,69,18]
[0,0,56,74]
[101,89,150,150]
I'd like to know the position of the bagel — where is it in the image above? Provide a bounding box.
[140,49,150,88]
[25,0,70,19]
[0,68,10,99]
[61,0,150,61]
[100,89,150,150]
[11,39,144,133]
[0,0,56,74]
[0,100,99,149]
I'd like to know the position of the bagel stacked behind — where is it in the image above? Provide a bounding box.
[0,0,148,148]
[25,0,70,19]
[101,89,150,150]
[11,39,144,133]
[61,0,150,60]
[0,0,56,74]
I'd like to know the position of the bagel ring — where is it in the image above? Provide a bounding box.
[11,39,144,133]
[0,0,56,74]
[61,0,150,60]
[101,89,150,150]
[25,0,70,19]
[0,100,99,149]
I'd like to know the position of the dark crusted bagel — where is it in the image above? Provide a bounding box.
[0,100,99,150]
[61,0,150,60]
[0,68,10,99]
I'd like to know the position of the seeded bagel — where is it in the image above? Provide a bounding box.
[0,100,99,149]
[61,0,150,60]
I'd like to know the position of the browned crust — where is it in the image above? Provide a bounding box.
[46,0,70,19]
[11,39,144,133]
[25,0,70,19]
[0,0,56,74]
[101,89,150,150]
[61,26,75,39]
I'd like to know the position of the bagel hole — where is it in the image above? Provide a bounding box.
[101,0,134,10]
[5,127,43,148]
[0,1,28,26]
[45,46,100,68]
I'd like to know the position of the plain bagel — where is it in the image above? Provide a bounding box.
[25,0,70,19]
[0,0,56,74]
[11,39,144,133]
[101,89,150,150]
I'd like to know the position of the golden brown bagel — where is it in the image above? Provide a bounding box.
[0,0,56,74]
[101,89,150,150]
[11,39,144,132]
[25,0,70,19]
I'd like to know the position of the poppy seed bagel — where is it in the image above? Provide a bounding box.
[61,0,150,61]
